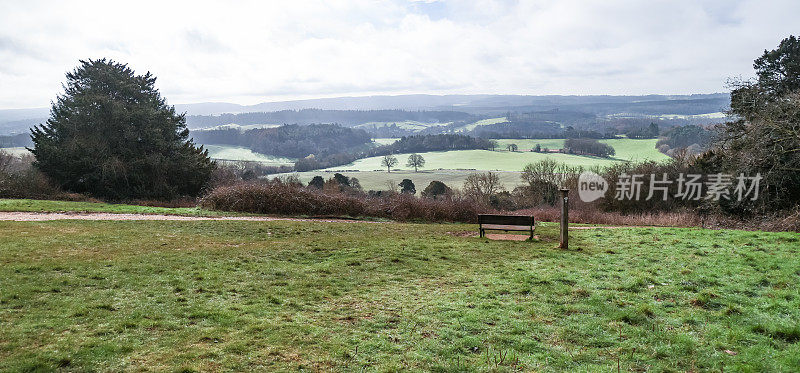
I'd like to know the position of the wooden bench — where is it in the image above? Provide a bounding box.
[478,214,535,239]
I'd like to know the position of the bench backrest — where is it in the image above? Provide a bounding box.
[478,214,534,226]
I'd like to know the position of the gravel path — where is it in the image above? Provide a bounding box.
[0,212,643,233]
[0,211,379,223]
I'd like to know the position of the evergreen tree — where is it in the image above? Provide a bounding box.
[308,176,324,189]
[648,122,659,138]
[399,179,416,194]
[333,173,351,187]
[30,59,214,200]
[421,180,451,199]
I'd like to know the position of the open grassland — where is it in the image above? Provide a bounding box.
[494,138,671,164]
[203,145,295,165]
[280,139,667,190]
[494,139,565,151]
[281,169,524,191]
[1,220,798,371]
[372,138,400,146]
[325,139,669,173]
[355,121,450,131]
[0,199,234,217]
[455,117,508,132]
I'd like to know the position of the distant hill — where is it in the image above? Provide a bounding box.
[0,93,730,135]
[173,93,729,115]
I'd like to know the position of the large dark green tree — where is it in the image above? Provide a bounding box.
[30,59,215,200]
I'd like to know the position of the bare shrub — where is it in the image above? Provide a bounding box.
[201,181,367,217]
[519,159,585,206]
[599,158,703,214]
[200,181,484,222]
[365,193,481,222]
[513,205,702,227]
[463,171,504,205]
[0,152,67,199]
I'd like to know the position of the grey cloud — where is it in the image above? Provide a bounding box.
[0,0,799,109]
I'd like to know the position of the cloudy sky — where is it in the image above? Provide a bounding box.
[1,0,798,109]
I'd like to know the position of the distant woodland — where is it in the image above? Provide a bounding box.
[186,109,476,128]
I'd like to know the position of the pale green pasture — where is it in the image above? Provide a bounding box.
[204,145,295,165]
[276,169,524,191]
[324,139,668,172]
[455,117,507,132]
[0,147,31,157]
[372,138,400,146]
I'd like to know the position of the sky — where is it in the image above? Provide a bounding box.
[0,0,798,109]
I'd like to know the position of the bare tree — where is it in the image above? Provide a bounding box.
[406,153,426,172]
[381,155,398,172]
[520,159,584,205]
[385,179,398,193]
[462,171,505,204]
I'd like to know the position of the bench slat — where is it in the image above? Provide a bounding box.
[481,224,532,231]
[478,214,534,226]
[478,214,534,239]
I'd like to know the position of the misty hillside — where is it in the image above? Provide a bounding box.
[0,93,729,135]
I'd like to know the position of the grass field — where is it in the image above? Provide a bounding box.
[372,138,400,146]
[355,121,451,131]
[323,139,668,173]
[494,139,565,151]
[282,169,524,191]
[203,145,295,165]
[493,138,671,165]
[273,139,668,190]
[455,117,508,132]
[1,218,798,371]
[0,199,236,216]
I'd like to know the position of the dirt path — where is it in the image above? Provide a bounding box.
[0,212,645,233]
[0,211,381,223]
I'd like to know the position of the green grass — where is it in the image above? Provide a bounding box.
[355,121,450,131]
[281,170,524,191]
[494,139,565,151]
[1,220,798,371]
[0,199,234,217]
[203,145,296,165]
[325,139,669,173]
[372,138,400,146]
[277,138,669,190]
[456,117,508,132]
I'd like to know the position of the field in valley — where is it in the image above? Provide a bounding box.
[339,138,668,172]
[280,138,670,190]
[0,202,797,371]
[203,145,296,165]
[0,147,31,157]
[285,169,525,191]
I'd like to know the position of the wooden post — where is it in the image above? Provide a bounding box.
[559,189,569,249]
